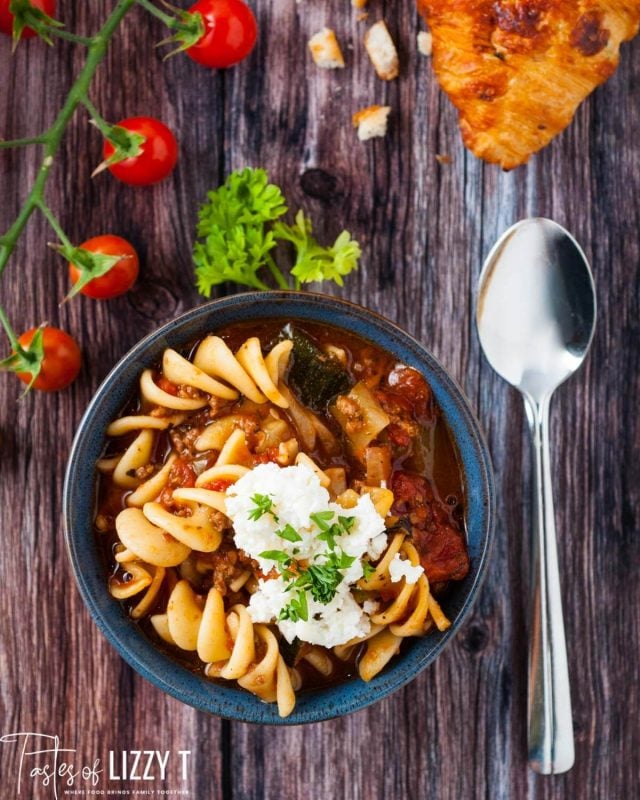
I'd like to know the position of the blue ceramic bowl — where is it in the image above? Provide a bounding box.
[63,292,494,724]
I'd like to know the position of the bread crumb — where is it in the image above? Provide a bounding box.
[308,28,345,69]
[417,31,432,56]
[364,20,399,80]
[353,105,391,141]
[435,153,452,164]
[351,0,368,7]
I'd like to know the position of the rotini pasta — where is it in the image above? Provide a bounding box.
[95,321,470,716]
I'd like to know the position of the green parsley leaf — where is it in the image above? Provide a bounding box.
[258,550,291,567]
[304,564,344,604]
[273,210,361,288]
[275,523,303,543]
[192,168,288,296]
[326,550,356,571]
[309,510,334,531]
[362,561,376,580]
[192,169,361,295]
[279,589,309,623]
[248,493,278,522]
[338,515,356,532]
[317,523,341,551]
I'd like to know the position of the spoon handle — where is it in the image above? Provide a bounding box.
[524,394,575,774]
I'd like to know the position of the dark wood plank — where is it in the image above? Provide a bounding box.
[1,1,639,798]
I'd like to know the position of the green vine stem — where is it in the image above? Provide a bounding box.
[0,0,138,276]
[0,134,48,148]
[0,0,194,365]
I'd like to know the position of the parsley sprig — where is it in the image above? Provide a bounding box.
[192,168,361,296]
[248,493,279,523]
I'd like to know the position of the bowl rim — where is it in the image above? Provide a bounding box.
[63,290,495,725]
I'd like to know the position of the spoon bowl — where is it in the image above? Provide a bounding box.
[477,218,596,401]
[476,218,597,775]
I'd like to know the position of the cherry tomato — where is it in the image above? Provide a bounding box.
[186,0,257,69]
[69,234,139,299]
[17,327,81,391]
[103,117,178,186]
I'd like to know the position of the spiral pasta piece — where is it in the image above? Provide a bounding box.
[195,415,249,452]
[143,501,222,553]
[167,579,203,650]
[387,541,431,636]
[195,463,249,488]
[109,562,152,600]
[172,487,227,515]
[235,338,290,408]
[295,453,331,488]
[358,531,405,592]
[206,617,295,718]
[237,624,279,700]
[358,628,402,682]
[140,369,208,411]
[116,507,191,567]
[193,336,267,403]
[106,414,184,437]
[162,349,239,400]
[112,430,155,489]
[197,587,233,663]
[127,454,177,508]
[215,428,252,467]
[131,565,166,620]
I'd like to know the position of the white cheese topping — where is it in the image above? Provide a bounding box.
[225,463,389,647]
[388,553,424,585]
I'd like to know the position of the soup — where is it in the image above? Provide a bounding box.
[94,320,469,716]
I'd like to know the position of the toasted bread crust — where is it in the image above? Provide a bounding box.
[418,0,640,168]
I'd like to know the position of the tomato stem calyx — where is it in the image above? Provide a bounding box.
[90,122,146,177]
[0,325,45,394]
[51,243,128,300]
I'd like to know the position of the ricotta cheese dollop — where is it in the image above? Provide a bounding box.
[388,553,424,585]
[225,462,389,648]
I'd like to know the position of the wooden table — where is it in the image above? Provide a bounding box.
[1,2,639,798]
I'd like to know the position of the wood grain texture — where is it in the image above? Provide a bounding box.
[1,1,639,798]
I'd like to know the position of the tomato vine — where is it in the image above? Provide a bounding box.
[0,0,218,390]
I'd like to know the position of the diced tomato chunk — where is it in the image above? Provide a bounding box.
[170,457,197,488]
[391,470,433,506]
[387,365,433,418]
[387,423,413,448]
[413,525,470,583]
[253,446,280,465]
[202,478,233,492]
[390,470,469,583]
[157,375,179,395]
[375,389,414,417]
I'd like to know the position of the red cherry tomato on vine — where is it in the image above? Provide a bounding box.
[17,327,81,391]
[0,0,56,38]
[103,117,178,186]
[69,235,140,299]
[186,0,257,69]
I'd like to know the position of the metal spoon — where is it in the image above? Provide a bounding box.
[476,218,596,775]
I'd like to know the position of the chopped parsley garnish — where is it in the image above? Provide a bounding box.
[248,493,278,522]
[339,515,356,532]
[256,507,364,614]
[309,511,334,530]
[362,560,376,580]
[275,523,303,543]
[310,511,356,551]
[278,589,309,623]
[258,550,291,567]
